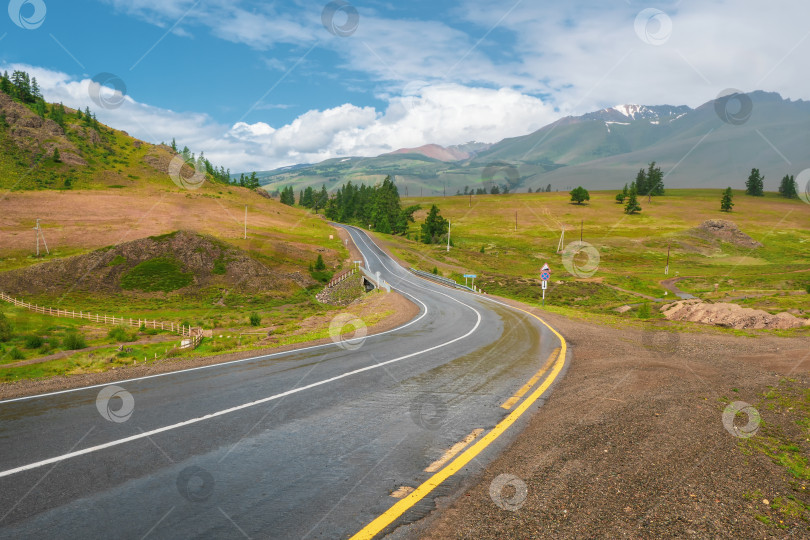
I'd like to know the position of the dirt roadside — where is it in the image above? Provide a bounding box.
[411,295,809,539]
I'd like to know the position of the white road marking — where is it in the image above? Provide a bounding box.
[0,282,428,404]
[0,228,485,478]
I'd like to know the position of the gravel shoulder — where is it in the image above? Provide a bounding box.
[417,295,810,539]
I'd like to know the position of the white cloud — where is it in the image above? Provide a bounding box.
[225,84,556,168]
[10,1,810,173]
[4,64,555,172]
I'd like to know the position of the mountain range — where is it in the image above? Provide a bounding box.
[254,91,810,194]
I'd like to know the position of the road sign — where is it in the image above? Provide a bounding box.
[463,274,477,278]
[541,280,547,290]
[541,263,550,272]
[541,271,550,281]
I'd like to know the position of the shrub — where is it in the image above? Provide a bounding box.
[108,326,136,342]
[480,245,485,254]
[120,257,193,292]
[249,313,261,326]
[62,331,87,350]
[432,267,438,275]
[637,303,651,319]
[24,335,44,348]
[0,313,12,342]
[212,258,227,275]
[310,269,332,283]
[8,347,24,360]
[314,254,327,271]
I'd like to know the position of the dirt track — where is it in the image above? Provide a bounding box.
[415,297,810,538]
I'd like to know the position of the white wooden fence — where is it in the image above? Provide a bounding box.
[0,292,199,345]
[327,268,356,288]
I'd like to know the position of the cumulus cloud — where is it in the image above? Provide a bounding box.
[225,84,556,167]
[10,1,810,172]
[4,64,555,172]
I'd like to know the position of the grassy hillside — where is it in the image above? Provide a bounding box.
[0,81,358,369]
[376,189,810,328]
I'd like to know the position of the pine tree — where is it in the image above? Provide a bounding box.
[778,174,798,199]
[314,254,326,271]
[745,168,764,196]
[171,138,177,152]
[420,204,449,244]
[646,162,664,197]
[546,184,552,192]
[314,185,328,212]
[52,147,61,163]
[0,71,10,95]
[624,185,642,214]
[634,168,647,195]
[720,187,734,212]
[31,77,42,100]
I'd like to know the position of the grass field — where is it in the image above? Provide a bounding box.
[0,179,360,380]
[378,188,810,327]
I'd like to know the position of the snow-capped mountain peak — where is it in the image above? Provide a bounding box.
[612,104,645,118]
[581,104,692,124]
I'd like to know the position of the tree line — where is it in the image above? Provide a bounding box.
[1,70,102,133]
[745,168,799,199]
[322,176,419,235]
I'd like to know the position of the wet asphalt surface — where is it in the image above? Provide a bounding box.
[0,225,563,539]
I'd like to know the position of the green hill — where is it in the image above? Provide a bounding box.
[0,70,232,191]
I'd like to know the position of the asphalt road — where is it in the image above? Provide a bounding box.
[0,225,565,539]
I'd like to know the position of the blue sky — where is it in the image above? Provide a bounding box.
[2,0,809,172]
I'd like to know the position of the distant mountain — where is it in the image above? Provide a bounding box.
[386,142,492,162]
[255,90,810,194]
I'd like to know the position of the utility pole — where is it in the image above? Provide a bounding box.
[665,243,670,275]
[443,182,446,197]
[469,192,472,207]
[244,205,247,239]
[580,219,583,242]
[446,220,451,252]
[33,219,49,257]
[515,211,517,232]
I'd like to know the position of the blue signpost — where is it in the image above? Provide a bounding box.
[541,264,551,306]
[463,274,477,289]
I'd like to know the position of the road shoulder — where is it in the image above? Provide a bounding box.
[416,294,810,539]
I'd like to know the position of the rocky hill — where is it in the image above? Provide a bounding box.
[0,231,314,297]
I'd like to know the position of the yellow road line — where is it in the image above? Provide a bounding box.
[500,347,561,410]
[350,307,567,540]
[424,428,485,473]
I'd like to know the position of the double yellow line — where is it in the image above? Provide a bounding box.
[350,306,567,539]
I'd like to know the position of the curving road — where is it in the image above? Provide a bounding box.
[0,225,566,539]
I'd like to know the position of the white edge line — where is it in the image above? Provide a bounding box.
[1,231,416,405]
[0,228,486,478]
